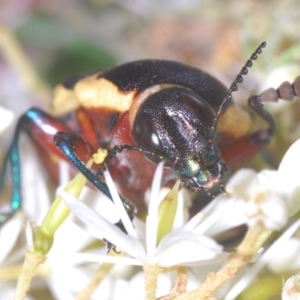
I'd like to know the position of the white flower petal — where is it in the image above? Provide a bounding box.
[103,170,138,239]
[151,232,223,267]
[66,253,142,265]
[48,263,90,300]
[277,139,300,215]
[0,106,13,134]
[93,274,130,300]
[0,285,33,300]
[246,200,260,215]
[117,272,145,300]
[21,140,51,222]
[277,140,300,195]
[182,211,204,232]
[286,187,300,217]
[0,218,22,263]
[58,160,71,186]
[246,191,288,230]
[282,274,300,300]
[200,198,247,236]
[146,161,164,257]
[225,169,257,200]
[260,196,288,230]
[171,187,186,230]
[193,198,235,235]
[60,191,146,261]
[132,217,146,245]
[268,238,300,273]
[256,170,277,190]
[25,220,34,250]
[79,186,121,224]
[49,218,93,256]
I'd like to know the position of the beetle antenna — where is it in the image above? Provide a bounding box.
[212,41,267,132]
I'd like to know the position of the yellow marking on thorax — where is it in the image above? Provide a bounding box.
[51,84,81,116]
[218,105,252,138]
[74,75,137,112]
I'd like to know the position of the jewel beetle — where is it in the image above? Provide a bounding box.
[1,41,300,223]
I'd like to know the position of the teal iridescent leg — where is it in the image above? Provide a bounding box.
[0,124,22,224]
[54,131,135,252]
[0,108,134,226]
[0,108,70,225]
[54,131,135,219]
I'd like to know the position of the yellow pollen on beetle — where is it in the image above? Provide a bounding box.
[93,148,108,164]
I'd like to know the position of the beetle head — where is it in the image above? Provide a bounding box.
[132,42,266,193]
[133,86,227,192]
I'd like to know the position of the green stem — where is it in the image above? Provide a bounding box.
[34,172,87,255]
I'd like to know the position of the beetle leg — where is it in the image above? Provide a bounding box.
[54,131,135,252]
[0,107,133,225]
[0,133,20,223]
[0,107,72,224]
[54,132,135,219]
[96,144,164,176]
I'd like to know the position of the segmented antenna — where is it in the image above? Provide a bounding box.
[212,41,267,132]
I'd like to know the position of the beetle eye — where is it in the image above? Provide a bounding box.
[132,113,165,163]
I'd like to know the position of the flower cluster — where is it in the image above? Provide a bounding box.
[53,139,300,298]
[2,123,300,299]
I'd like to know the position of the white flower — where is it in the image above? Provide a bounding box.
[268,238,300,274]
[276,139,300,215]
[222,138,300,231]
[226,169,288,230]
[222,139,300,299]
[61,162,226,269]
[224,220,300,300]
[0,142,125,300]
[282,274,300,300]
[0,105,13,135]
[3,132,300,300]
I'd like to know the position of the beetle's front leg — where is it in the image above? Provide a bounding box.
[54,131,135,219]
[95,144,164,176]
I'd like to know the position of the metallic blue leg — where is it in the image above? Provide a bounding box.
[0,108,134,226]
[54,131,135,252]
[0,108,55,225]
[54,131,134,217]
[0,125,22,224]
